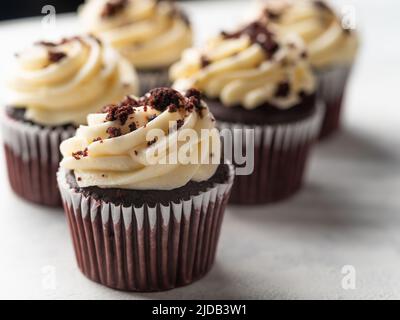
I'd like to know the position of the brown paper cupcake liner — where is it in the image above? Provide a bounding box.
[57,164,234,292]
[316,65,352,139]
[219,105,323,205]
[137,68,171,95]
[1,111,75,207]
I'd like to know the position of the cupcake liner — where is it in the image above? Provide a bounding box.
[137,68,171,95]
[1,111,75,207]
[316,65,352,139]
[57,164,234,292]
[219,105,323,205]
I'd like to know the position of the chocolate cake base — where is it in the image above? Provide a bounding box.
[207,94,316,125]
[57,164,234,292]
[67,163,230,207]
[2,107,76,207]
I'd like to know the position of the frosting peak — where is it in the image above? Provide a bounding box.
[254,0,359,68]
[79,0,193,69]
[171,22,316,110]
[7,35,138,126]
[60,88,220,190]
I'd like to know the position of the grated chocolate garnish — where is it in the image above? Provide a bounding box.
[106,127,122,138]
[48,51,67,63]
[221,21,279,57]
[274,81,290,98]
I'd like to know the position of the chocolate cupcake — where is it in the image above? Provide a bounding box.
[79,0,193,94]
[57,88,234,291]
[171,22,322,205]
[254,0,359,139]
[1,35,138,206]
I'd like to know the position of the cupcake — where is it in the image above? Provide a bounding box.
[1,35,138,207]
[57,88,234,291]
[171,21,322,205]
[254,0,359,138]
[79,0,193,94]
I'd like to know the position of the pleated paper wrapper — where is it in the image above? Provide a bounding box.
[316,65,352,139]
[219,105,323,205]
[57,164,234,292]
[1,111,75,207]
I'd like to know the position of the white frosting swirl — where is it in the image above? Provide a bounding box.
[79,0,193,69]
[60,89,220,190]
[254,0,359,68]
[171,22,316,110]
[7,36,138,126]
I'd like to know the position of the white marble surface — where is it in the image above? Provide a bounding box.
[0,0,400,300]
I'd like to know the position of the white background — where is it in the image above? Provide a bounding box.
[0,0,400,299]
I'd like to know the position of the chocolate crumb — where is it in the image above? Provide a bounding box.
[146,88,185,112]
[134,150,138,156]
[106,127,122,138]
[105,100,135,125]
[200,55,211,68]
[48,51,67,63]
[275,81,291,98]
[77,177,82,182]
[147,137,158,147]
[101,0,129,18]
[93,137,103,143]
[314,0,332,12]
[176,119,184,130]
[221,21,279,57]
[129,122,137,132]
[72,148,88,160]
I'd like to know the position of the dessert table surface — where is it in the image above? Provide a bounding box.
[0,0,400,300]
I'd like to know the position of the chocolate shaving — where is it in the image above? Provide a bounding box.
[200,55,211,68]
[104,96,138,125]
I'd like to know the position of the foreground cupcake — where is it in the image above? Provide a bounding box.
[57,88,234,291]
[254,0,359,138]
[1,35,138,206]
[171,22,322,205]
[79,0,193,93]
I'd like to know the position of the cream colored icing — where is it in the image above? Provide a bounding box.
[171,22,316,110]
[60,90,220,190]
[79,0,193,69]
[7,35,138,126]
[253,0,359,68]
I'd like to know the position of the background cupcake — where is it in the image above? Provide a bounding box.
[254,0,359,139]
[171,21,322,205]
[2,35,138,206]
[79,0,193,94]
[57,88,234,291]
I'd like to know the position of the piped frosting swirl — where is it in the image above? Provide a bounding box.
[171,21,316,110]
[7,35,138,126]
[79,0,193,69]
[60,88,221,190]
[254,0,359,68]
